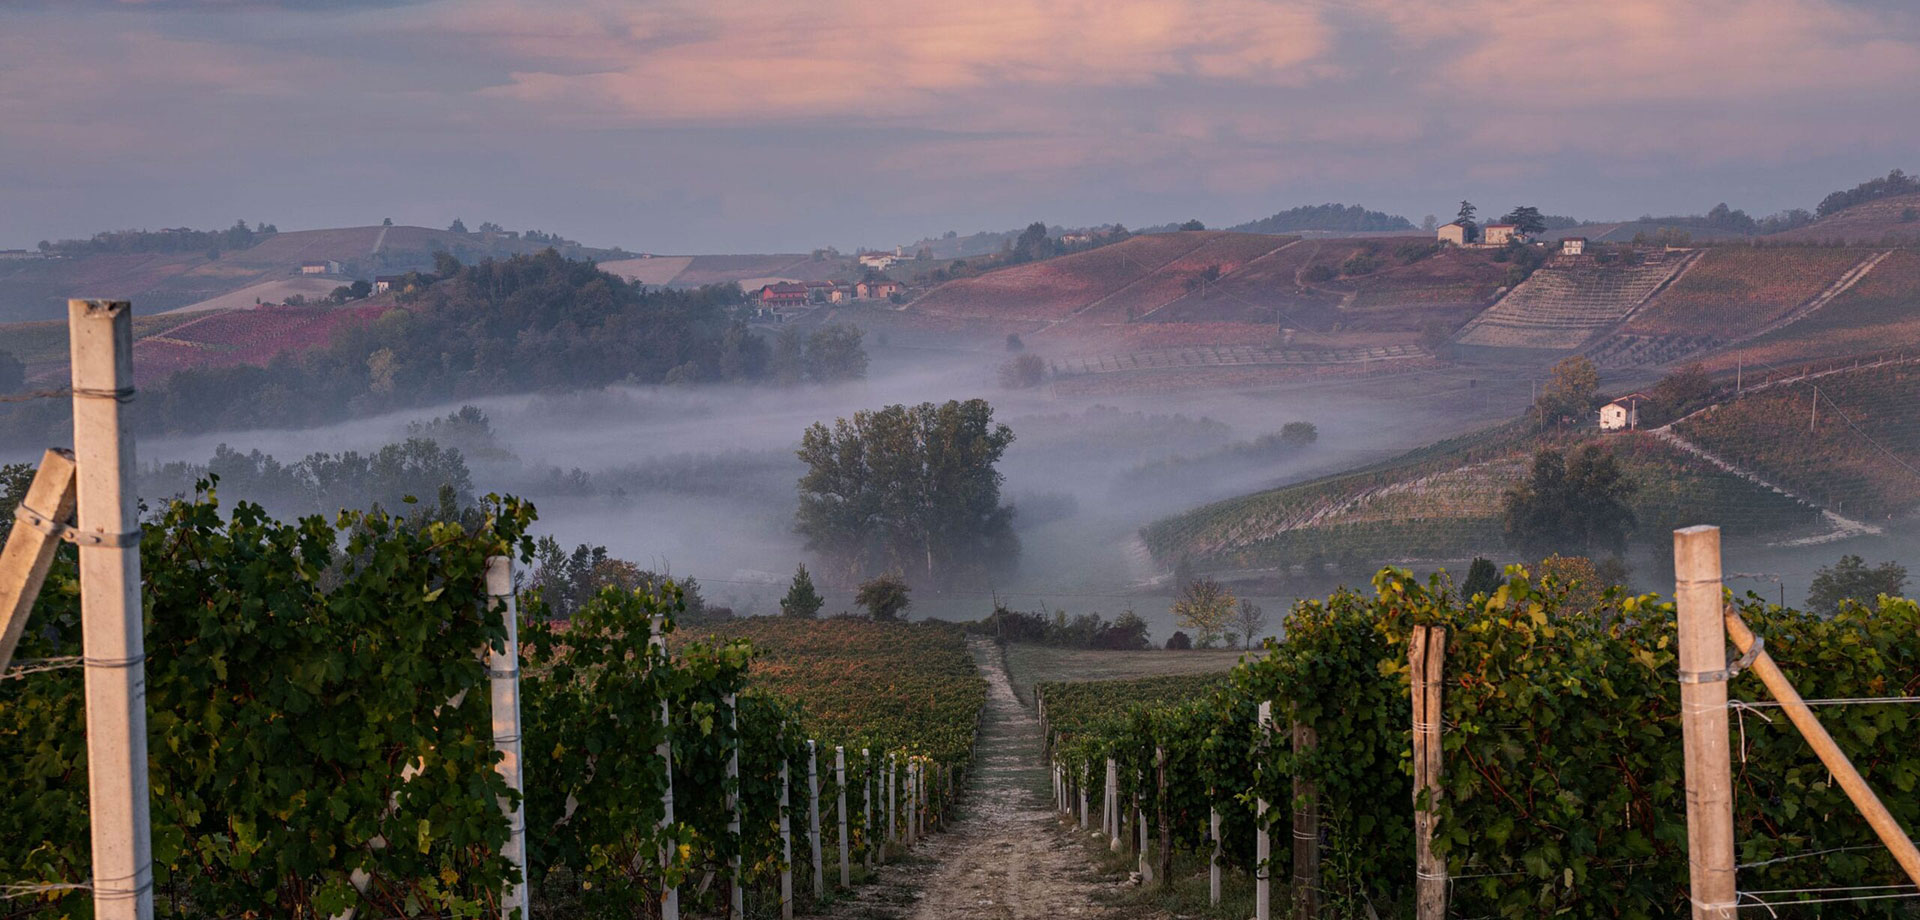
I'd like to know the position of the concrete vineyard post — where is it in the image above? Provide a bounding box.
[886,755,896,849]
[1675,526,1736,920]
[807,741,823,897]
[1292,718,1320,919]
[836,745,850,888]
[779,760,793,920]
[862,748,874,870]
[726,694,743,920]
[1107,757,1121,850]
[1209,806,1222,906]
[651,614,679,920]
[484,557,529,919]
[0,449,77,674]
[69,300,154,920]
[1255,699,1271,920]
[1136,781,1151,883]
[1156,746,1171,888]
[1079,764,1089,829]
[1411,625,1448,920]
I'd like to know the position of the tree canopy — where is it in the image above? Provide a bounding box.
[780,564,824,618]
[1501,444,1637,557]
[1534,356,1600,428]
[796,399,1018,587]
[1807,554,1908,615]
[1229,203,1413,234]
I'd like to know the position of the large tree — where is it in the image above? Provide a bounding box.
[1502,444,1637,557]
[1807,555,1908,615]
[795,398,1018,586]
[1172,576,1236,648]
[1535,356,1600,428]
[780,563,824,619]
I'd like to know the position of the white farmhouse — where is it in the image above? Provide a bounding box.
[1599,393,1646,431]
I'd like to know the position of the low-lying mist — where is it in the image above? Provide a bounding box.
[122,346,1521,641]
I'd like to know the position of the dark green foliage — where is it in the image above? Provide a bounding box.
[1534,356,1600,428]
[1230,203,1413,234]
[0,462,30,541]
[141,438,476,519]
[796,399,1018,586]
[1498,205,1547,236]
[855,572,911,621]
[1816,168,1919,217]
[528,537,708,622]
[1164,631,1192,650]
[1502,444,1637,556]
[780,563,825,618]
[1179,219,1206,232]
[1339,250,1382,276]
[1460,556,1503,599]
[804,323,868,383]
[1807,553,1908,614]
[973,603,1150,649]
[1641,363,1714,427]
[1301,264,1337,283]
[37,219,276,256]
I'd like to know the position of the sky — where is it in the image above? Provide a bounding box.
[3,0,1919,254]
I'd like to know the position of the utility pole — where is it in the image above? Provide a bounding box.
[1810,385,1819,431]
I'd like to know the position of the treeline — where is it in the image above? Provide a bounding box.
[36,220,278,256]
[972,603,1151,650]
[0,250,866,442]
[1229,203,1414,234]
[141,439,476,521]
[1816,168,1918,217]
[1636,202,1814,235]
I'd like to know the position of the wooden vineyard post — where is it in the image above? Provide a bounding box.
[652,614,680,920]
[70,299,154,920]
[1080,764,1089,829]
[836,745,850,888]
[1410,625,1448,920]
[863,748,875,870]
[484,557,529,920]
[1723,611,1920,886]
[779,759,793,920]
[886,755,896,849]
[1208,806,1222,906]
[1157,746,1171,888]
[727,694,743,920]
[1675,526,1736,920]
[1293,717,1319,919]
[1256,700,1272,920]
[1107,757,1121,850]
[807,741,823,896]
[906,761,919,846]
[0,448,77,674]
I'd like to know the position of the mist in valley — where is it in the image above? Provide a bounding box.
[107,341,1535,641]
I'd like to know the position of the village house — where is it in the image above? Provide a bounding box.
[300,260,343,275]
[1561,237,1587,256]
[857,280,903,300]
[1599,393,1645,431]
[757,282,810,307]
[373,275,404,294]
[858,252,899,271]
[1482,224,1521,246]
[1436,222,1469,245]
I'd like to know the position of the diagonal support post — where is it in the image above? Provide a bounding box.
[0,448,79,674]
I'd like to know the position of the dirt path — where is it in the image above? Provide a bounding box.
[824,638,1123,919]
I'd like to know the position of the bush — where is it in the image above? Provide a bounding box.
[1302,264,1337,283]
[1165,630,1193,650]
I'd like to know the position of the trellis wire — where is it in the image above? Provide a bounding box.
[1738,844,1889,870]
[0,656,82,680]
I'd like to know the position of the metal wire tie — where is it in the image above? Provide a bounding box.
[1677,636,1763,684]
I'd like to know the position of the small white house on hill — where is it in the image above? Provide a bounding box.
[1600,393,1646,431]
[1562,237,1587,256]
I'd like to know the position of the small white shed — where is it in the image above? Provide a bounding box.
[1600,393,1645,431]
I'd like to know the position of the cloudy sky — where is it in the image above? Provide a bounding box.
[4,0,1918,253]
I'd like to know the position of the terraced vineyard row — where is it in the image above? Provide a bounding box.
[1454,254,1692,351]
[1622,246,1877,337]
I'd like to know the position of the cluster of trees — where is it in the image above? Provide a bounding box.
[795,399,1018,588]
[140,438,477,521]
[1637,202,1815,235]
[529,539,718,621]
[36,219,278,256]
[1230,203,1413,234]
[1501,444,1638,557]
[1807,554,1908,614]
[1532,356,1601,428]
[1816,169,1919,218]
[973,602,1151,650]
[769,323,868,384]
[0,250,820,442]
[1170,576,1268,648]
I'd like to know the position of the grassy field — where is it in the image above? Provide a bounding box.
[1001,644,1245,706]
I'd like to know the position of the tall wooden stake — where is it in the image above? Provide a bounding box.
[70,300,154,920]
[484,557,529,919]
[1411,625,1448,920]
[652,615,678,920]
[1107,757,1121,850]
[1292,718,1320,919]
[863,748,874,870]
[1157,746,1172,887]
[808,741,823,896]
[1675,526,1736,920]
[0,448,77,673]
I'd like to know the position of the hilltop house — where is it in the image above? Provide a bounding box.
[373,275,404,294]
[1561,237,1587,256]
[1482,224,1521,246]
[758,282,810,307]
[1599,393,1646,431]
[858,252,900,271]
[300,260,343,275]
[1436,222,1470,245]
[857,280,903,300]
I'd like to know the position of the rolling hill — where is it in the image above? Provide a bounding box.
[1769,191,1920,245]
